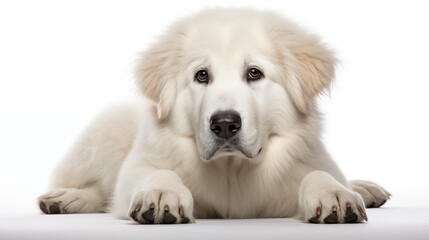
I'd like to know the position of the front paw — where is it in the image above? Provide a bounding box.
[128,188,194,224]
[38,188,101,214]
[350,180,391,208]
[299,171,367,224]
[303,189,367,224]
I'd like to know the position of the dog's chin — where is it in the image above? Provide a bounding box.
[202,144,261,161]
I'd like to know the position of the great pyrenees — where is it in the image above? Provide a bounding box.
[38,8,390,224]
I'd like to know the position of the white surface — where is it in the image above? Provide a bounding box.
[1,208,428,240]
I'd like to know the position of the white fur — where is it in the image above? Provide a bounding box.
[38,8,390,224]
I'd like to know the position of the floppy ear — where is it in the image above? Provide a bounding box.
[271,23,337,114]
[135,33,184,120]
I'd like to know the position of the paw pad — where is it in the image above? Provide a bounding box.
[344,203,358,223]
[39,201,61,214]
[323,206,339,224]
[308,207,321,223]
[141,204,155,224]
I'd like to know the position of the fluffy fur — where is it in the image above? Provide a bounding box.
[38,8,390,224]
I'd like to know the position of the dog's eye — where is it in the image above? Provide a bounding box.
[247,68,263,81]
[195,70,209,84]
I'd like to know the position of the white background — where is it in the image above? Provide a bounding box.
[1,0,428,214]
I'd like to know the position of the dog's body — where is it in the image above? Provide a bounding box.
[38,9,390,224]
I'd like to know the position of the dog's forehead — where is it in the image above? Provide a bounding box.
[182,16,273,61]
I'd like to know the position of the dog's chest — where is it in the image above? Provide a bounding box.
[178,157,299,218]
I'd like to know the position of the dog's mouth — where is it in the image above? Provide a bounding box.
[221,145,234,151]
[218,144,244,155]
[203,141,262,161]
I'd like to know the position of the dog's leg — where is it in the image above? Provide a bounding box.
[299,170,367,224]
[38,186,104,214]
[350,180,391,208]
[37,105,138,214]
[112,164,194,224]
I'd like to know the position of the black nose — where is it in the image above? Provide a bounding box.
[210,111,242,139]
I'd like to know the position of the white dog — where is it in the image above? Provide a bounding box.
[38,8,390,224]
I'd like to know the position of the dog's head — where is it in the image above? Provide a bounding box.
[136,9,336,161]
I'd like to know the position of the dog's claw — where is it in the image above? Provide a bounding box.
[180,217,190,224]
[142,207,155,224]
[308,207,321,223]
[39,202,49,214]
[162,212,177,224]
[375,199,387,208]
[48,203,61,214]
[324,206,339,224]
[344,203,358,223]
[358,206,368,222]
[130,210,138,222]
[308,216,320,223]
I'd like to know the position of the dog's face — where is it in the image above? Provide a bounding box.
[185,23,281,160]
[136,9,336,161]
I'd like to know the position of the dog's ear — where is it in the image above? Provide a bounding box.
[271,23,337,114]
[135,34,184,120]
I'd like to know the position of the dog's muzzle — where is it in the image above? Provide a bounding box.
[204,110,252,160]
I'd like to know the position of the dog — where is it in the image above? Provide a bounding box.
[38,8,391,224]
